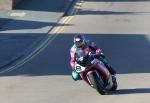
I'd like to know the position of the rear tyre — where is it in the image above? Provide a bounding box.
[87,72,106,95]
[111,77,118,91]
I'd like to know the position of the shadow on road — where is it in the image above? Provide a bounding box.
[79,10,150,15]
[112,88,150,95]
[0,33,46,70]
[15,0,69,12]
[0,33,150,76]
[78,0,150,15]
[0,18,72,31]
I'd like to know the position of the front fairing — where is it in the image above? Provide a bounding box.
[75,58,100,73]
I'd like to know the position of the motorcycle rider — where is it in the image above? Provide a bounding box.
[70,34,116,82]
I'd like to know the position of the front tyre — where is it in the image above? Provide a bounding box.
[87,72,106,95]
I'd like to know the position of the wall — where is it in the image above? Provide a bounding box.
[0,0,23,10]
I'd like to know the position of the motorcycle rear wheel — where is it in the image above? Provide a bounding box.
[111,79,118,91]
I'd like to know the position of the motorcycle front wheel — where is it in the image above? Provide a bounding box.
[87,71,107,95]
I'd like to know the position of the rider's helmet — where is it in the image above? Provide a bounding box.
[73,34,86,48]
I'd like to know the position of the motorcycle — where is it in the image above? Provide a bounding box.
[74,50,117,95]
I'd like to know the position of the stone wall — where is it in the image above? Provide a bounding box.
[0,0,23,10]
[0,0,12,10]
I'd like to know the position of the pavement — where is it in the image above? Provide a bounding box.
[0,0,70,69]
[0,0,150,103]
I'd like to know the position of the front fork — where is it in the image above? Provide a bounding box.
[79,70,104,87]
[80,72,91,86]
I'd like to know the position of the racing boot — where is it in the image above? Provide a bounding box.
[72,71,82,81]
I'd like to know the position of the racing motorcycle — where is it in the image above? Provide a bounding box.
[74,49,118,95]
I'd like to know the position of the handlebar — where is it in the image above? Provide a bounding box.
[88,52,96,57]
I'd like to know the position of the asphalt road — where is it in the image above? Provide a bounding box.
[0,0,69,68]
[1,0,150,103]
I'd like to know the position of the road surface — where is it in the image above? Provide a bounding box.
[1,0,150,103]
[0,0,69,68]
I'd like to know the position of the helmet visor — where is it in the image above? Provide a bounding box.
[75,40,85,47]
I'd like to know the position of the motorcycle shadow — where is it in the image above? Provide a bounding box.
[108,88,150,95]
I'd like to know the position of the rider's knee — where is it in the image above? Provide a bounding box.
[72,71,82,81]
